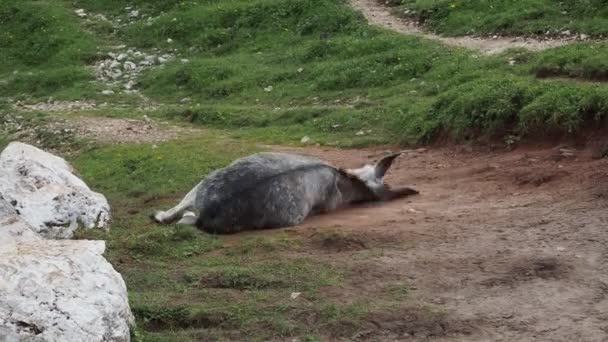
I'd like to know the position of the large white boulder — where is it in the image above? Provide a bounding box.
[0,198,134,342]
[0,142,110,238]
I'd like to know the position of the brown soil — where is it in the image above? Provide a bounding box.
[69,116,200,144]
[240,143,608,341]
[349,0,571,54]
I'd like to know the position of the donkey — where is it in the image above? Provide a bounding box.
[152,152,418,234]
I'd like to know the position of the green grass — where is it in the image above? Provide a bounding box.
[71,135,387,341]
[395,0,608,37]
[105,0,608,143]
[0,1,99,100]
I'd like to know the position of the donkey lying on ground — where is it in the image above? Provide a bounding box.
[153,152,418,234]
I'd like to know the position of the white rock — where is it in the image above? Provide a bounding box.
[102,90,115,95]
[123,61,137,71]
[0,239,133,341]
[116,53,128,62]
[167,38,174,44]
[580,33,589,40]
[124,80,136,90]
[144,55,156,63]
[158,57,168,64]
[264,85,273,92]
[128,10,139,18]
[110,61,121,69]
[300,136,311,144]
[139,60,152,67]
[180,59,190,63]
[356,130,365,136]
[74,9,87,18]
[0,198,133,341]
[0,142,111,239]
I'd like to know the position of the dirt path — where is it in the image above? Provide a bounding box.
[350,0,570,54]
[247,144,608,341]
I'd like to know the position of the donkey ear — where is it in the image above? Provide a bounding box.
[374,153,401,178]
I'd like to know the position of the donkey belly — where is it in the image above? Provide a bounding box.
[197,169,338,234]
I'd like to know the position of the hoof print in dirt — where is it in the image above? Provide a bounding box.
[480,257,571,288]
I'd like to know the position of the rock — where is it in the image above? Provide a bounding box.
[123,61,137,71]
[128,9,139,18]
[580,33,589,40]
[110,60,121,69]
[116,53,128,62]
[180,97,191,103]
[167,38,174,44]
[180,59,190,63]
[0,196,40,244]
[124,80,136,90]
[0,240,133,341]
[562,30,571,36]
[102,90,115,95]
[355,130,365,136]
[300,136,311,144]
[264,85,273,92]
[74,9,87,18]
[158,57,168,64]
[139,60,152,67]
[0,142,111,239]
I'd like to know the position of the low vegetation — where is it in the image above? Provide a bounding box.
[394,0,608,37]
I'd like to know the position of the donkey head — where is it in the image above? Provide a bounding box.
[338,153,418,203]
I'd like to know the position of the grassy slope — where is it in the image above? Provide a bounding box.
[0,1,101,99]
[72,0,608,145]
[395,0,608,37]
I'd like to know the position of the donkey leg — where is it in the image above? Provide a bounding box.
[153,181,202,224]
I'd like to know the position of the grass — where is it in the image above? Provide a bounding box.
[394,0,608,37]
[0,1,99,100]
[71,135,389,341]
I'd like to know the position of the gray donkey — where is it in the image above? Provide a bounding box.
[153,152,418,234]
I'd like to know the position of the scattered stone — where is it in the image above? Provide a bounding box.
[123,61,137,71]
[301,136,311,144]
[297,67,304,73]
[101,90,115,95]
[180,58,190,63]
[180,97,191,103]
[158,56,168,64]
[128,9,139,18]
[356,130,365,136]
[580,33,589,40]
[290,292,301,300]
[562,30,571,36]
[116,53,128,61]
[264,85,273,92]
[167,38,174,44]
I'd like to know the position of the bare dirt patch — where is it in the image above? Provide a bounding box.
[69,116,200,144]
[243,143,608,341]
[349,0,571,54]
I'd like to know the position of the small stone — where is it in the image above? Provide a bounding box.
[580,33,589,40]
[264,85,273,92]
[300,136,311,144]
[167,38,174,44]
[492,35,498,39]
[180,59,190,63]
[290,292,301,300]
[110,61,121,69]
[562,30,571,36]
[74,9,87,18]
[180,97,191,103]
[297,67,304,73]
[101,90,114,95]
[158,57,168,64]
[355,130,365,136]
[128,10,139,18]
[123,61,137,71]
[139,60,152,66]
[116,53,128,61]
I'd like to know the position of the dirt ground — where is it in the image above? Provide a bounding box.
[246,143,608,341]
[349,0,572,54]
